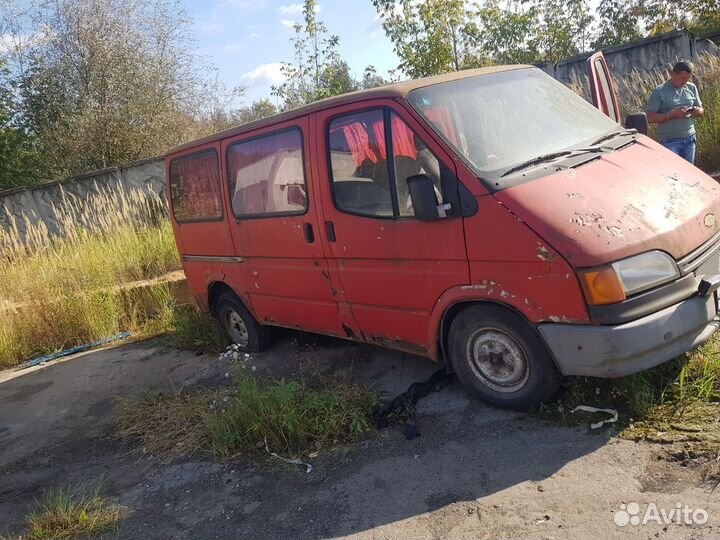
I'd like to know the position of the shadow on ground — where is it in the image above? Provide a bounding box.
[0,331,712,539]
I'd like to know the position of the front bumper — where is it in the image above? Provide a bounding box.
[538,293,720,378]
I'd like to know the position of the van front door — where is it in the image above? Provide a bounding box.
[313,102,469,356]
[222,117,344,336]
[587,51,621,123]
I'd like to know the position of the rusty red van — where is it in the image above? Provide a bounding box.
[166,57,720,410]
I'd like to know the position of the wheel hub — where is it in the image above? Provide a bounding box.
[226,310,250,347]
[468,329,529,392]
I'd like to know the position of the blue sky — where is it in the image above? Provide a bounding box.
[185,0,400,105]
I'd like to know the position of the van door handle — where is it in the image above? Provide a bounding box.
[303,223,315,243]
[326,221,336,242]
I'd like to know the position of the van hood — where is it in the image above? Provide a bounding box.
[494,136,720,268]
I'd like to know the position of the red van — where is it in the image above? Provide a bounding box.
[166,57,720,410]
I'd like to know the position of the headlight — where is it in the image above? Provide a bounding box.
[579,251,680,306]
[612,251,680,295]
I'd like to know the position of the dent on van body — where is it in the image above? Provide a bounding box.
[424,194,590,361]
[462,196,588,322]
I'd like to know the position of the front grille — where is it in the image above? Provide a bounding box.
[677,231,720,276]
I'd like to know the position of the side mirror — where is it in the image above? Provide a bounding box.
[625,112,648,136]
[407,174,441,222]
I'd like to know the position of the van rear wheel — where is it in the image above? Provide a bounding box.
[448,305,561,411]
[216,292,272,353]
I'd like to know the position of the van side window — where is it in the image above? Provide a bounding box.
[390,112,443,217]
[169,150,223,223]
[328,110,393,217]
[227,128,307,217]
[328,109,442,218]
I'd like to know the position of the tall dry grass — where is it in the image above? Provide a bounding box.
[0,186,182,368]
[621,53,720,172]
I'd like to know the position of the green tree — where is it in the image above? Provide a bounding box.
[236,98,279,124]
[360,65,388,89]
[473,0,539,64]
[321,60,359,97]
[272,0,380,109]
[639,0,720,35]
[272,0,343,108]
[534,0,594,62]
[374,0,596,74]
[0,59,43,190]
[372,0,482,78]
[11,0,211,177]
[592,0,643,49]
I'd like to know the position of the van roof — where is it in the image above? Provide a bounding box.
[167,65,530,155]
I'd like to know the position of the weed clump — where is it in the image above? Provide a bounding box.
[115,365,379,459]
[5,484,124,540]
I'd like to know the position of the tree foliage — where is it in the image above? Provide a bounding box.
[0,0,248,180]
[272,0,387,109]
[373,0,483,78]
[0,0,719,190]
[236,99,279,124]
[536,0,594,62]
[373,0,719,77]
[10,0,217,177]
[360,65,388,89]
[272,0,344,108]
[0,60,43,190]
[638,0,720,36]
[592,0,643,49]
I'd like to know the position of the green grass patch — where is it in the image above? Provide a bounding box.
[114,373,380,459]
[539,335,720,468]
[2,484,124,540]
[145,301,229,354]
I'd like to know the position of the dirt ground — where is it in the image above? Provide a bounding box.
[1,331,720,540]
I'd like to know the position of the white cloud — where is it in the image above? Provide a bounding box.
[0,32,41,55]
[279,3,303,15]
[278,2,321,15]
[240,63,287,87]
[281,19,296,29]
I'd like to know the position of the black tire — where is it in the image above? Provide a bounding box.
[215,292,273,353]
[447,304,561,411]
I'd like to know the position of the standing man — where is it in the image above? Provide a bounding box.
[646,61,704,164]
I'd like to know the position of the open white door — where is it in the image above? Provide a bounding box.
[587,51,621,124]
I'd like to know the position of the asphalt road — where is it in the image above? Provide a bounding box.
[1,331,719,539]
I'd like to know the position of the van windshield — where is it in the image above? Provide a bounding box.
[407,68,620,187]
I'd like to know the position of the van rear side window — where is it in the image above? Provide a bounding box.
[227,128,307,217]
[169,150,223,223]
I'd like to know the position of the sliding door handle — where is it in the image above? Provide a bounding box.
[303,223,315,243]
[326,221,336,242]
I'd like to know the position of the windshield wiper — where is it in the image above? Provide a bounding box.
[591,129,637,146]
[500,147,609,178]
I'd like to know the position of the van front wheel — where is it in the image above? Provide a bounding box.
[448,305,561,411]
[216,292,272,353]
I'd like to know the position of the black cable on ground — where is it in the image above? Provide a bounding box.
[373,368,455,439]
